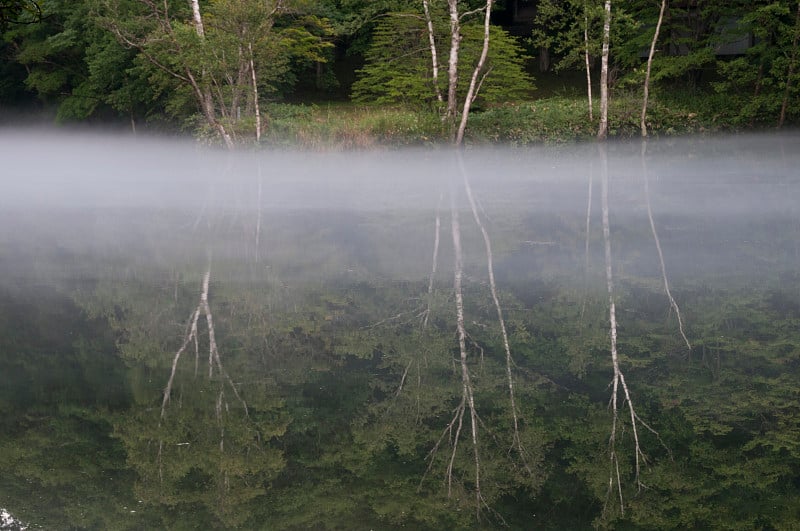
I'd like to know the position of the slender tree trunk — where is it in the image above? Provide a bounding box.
[456,0,494,146]
[423,0,444,103]
[641,0,666,137]
[600,145,623,513]
[230,45,246,115]
[249,41,261,142]
[779,1,800,128]
[597,0,611,140]
[185,70,233,149]
[188,0,234,149]
[755,63,764,100]
[189,0,205,37]
[446,0,461,127]
[539,46,550,72]
[584,4,593,121]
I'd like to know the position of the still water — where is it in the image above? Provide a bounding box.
[1,132,799,529]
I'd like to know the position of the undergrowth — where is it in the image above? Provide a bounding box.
[256,90,782,149]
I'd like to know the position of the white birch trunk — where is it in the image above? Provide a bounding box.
[641,0,666,137]
[455,0,494,146]
[249,41,261,142]
[189,0,205,37]
[423,0,444,103]
[446,0,461,123]
[188,0,234,149]
[584,5,593,121]
[599,144,654,514]
[597,0,611,140]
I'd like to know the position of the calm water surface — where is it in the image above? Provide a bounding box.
[1,132,799,529]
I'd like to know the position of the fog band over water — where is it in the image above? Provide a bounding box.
[1,131,799,528]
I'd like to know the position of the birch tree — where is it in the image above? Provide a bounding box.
[454,0,493,145]
[641,0,666,137]
[597,0,611,140]
[98,0,331,147]
[531,0,603,121]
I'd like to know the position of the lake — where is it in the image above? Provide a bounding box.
[1,131,799,529]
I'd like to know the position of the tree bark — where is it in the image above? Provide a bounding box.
[446,0,461,126]
[249,41,261,142]
[422,0,443,103]
[189,0,205,37]
[584,4,593,121]
[456,0,494,146]
[641,0,666,137]
[597,0,611,140]
[187,0,234,148]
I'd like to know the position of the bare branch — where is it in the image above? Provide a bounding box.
[459,6,487,21]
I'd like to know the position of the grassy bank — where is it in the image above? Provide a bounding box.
[257,90,762,149]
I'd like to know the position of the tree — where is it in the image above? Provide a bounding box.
[0,0,41,31]
[1,0,152,123]
[351,1,532,143]
[597,0,611,139]
[712,1,800,126]
[531,0,605,120]
[352,14,530,108]
[641,0,667,137]
[97,0,332,146]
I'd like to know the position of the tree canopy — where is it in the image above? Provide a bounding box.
[1,1,799,140]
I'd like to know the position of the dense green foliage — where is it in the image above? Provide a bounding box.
[351,12,533,107]
[2,0,799,142]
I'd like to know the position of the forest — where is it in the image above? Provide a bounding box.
[1,0,800,145]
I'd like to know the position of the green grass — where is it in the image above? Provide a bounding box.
[255,88,775,149]
[261,103,446,149]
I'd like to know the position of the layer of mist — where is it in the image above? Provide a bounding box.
[1,129,800,529]
[2,129,798,285]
